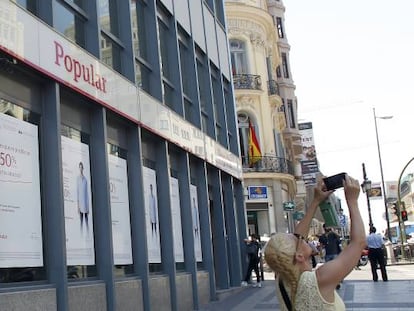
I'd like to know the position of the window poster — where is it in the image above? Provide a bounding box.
[142,167,161,263]
[170,177,184,262]
[61,136,95,265]
[190,185,202,262]
[108,154,133,265]
[0,113,43,268]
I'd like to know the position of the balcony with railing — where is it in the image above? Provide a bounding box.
[242,155,294,175]
[233,74,262,91]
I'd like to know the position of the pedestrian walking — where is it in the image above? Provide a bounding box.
[319,224,342,262]
[319,224,342,289]
[241,233,262,288]
[366,226,388,282]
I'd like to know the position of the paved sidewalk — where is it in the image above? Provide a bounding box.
[199,264,414,310]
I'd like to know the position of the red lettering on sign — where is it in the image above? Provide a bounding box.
[54,41,107,93]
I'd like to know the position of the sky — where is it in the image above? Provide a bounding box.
[283,0,414,233]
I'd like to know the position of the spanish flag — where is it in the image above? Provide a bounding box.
[248,121,261,166]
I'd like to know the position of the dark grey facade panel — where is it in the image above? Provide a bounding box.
[189,0,206,52]
[203,8,219,66]
[217,25,231,80]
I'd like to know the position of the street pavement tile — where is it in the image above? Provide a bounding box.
[200,265,414,310]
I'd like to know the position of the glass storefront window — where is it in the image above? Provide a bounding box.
[169,167,185,271]
[142,158,162,274]
[107,143,134,277]
[0,99,46,284]
[61,125,97,279]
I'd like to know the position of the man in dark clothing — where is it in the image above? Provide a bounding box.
[319,225,342,262]
[319,224,342,289]
[241,234,261,288]
[366,226,388,282]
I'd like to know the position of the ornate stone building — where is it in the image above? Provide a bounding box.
[225,0,306,236]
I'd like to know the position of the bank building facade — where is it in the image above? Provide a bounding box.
[0,1,247,310]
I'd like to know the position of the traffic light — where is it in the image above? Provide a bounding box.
[401,210,408,222]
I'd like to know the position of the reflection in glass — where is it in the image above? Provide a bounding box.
[0,267,46,283]
[135,61,150,92]
[162,81,174,108]
[184,98,194,124]
[53,1,85,47]
[99,0,119,36]
[67,266,97,279]
[0,99,30,121]
[131,0,147,59]
[135,61,142,88]
[100,34,121,72]
[98,0,111,33]
[13,0,37,15]
[61,124,81,142]
[131,0,150,90]
[157,19,170,79]
[101,34,113,68]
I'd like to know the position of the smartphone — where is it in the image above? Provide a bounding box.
[323,173,346,191]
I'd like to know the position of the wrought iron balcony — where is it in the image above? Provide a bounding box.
[233,74,262,91]
[267,79,279,95]
[241,155,294,175]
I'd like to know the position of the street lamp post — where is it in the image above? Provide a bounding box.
[373,107,393,241]
[361,163,373,230]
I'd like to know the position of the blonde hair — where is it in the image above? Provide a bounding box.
[264,233,301,308]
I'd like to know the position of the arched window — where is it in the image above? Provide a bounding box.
[230,40,248,75]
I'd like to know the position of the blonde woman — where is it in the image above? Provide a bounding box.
[264,175,366,310]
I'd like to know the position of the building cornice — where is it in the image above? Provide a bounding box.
[226,4,278,52]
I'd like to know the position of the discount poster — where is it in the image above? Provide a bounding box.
[170,177,184,262]
[0,113,43,267]
[61,136,95,265]
[108,154,133,265]
[142,167,161,263]
[190,185,202,262]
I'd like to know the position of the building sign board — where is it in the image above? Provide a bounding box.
[248,186,268,199]
[0,1,242,179]
[283,201,295,211]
